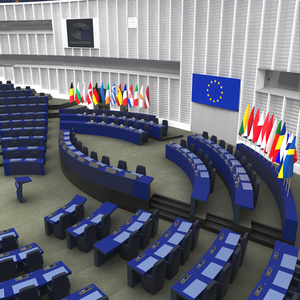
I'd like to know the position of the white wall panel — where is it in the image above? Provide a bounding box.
[27,34,37,55]
[46,34,55,55]
[5,5,15,21]
[148,76,158,117]
[58,69,66,94]
[36,34,46,55]
[24,4,33,20]
[148,0,158,60]
[33,3,43,20]
[13,67,22,85]
[170,0,181,62]
[137,0,147,59]
[128,0,137,59]
[18,34,28,55]
[0,6,5,21]
[51,2,63,55]
[159,0,170,61]
[15,5,25,20]
[107,0,118,58]
[22,67,31,86]
[0,35,10,54]
[42,3,51,19]
[118,0,128,58]
[169,78,180,122]
[9,34,19,54]
[49,68,58,91]
[31,67,40,86]
[98,0,108,56]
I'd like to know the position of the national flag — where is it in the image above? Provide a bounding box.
[275,130,288,163]
[123,84,128,106]
[139,85,144,108]
[269,120,282,159]
[128,85,134,108]
[133,85,139,107]
[117,84,123,106]
[100,83,105,104]
[192,73,241,112]
[81,83,86,104]
[253,110,265,143]
[265,118,277,154]
[105,83,110,104]
[248,108,260,141]
[272,123,286,163]
[257,112,269,148]
[262,114,274,152]
[111,84,116,105]
[145,86,150,109]
[244,106,255,138]
[92,83,99,105]
[239,104,249,135]
[278,136,296,179]
[75,83,81,105]
[87,82,92,105]
[69,83,74,103]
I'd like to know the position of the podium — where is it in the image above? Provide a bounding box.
[14,176,32,203]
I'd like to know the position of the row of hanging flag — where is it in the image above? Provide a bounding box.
[239,104,297,179]
[69,82,150,109]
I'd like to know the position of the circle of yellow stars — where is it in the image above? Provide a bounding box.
[206,80,223,103]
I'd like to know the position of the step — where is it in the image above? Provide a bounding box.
[205,213,233,228]
[151,193,190,211]
[250,232,277,248]
[150,201,190,218]
[251,221,282,240]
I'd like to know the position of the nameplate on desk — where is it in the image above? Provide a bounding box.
[105,167,119,174]
[72,222,81,228]
[196,260,206,269]
[113,228,121,235]
[265,267,273,277]
[151,241,160,250]
[124,172,138,180]
[47,212,56,218]
[254,285,263,296]
[135,253,145,262]
[0,252,10,258]
[219,233,224,241]
[44,263,56,271]
[126,219,132,225]
[79,285,93,295]
[62,144,68,151]
[174,220,180,227]
[180,274,191,284]
[25,158,36,162]
[86,214,94,220]
[209,246,216,255]
[20,245,32,252]
[77,156,88,163]
[7,147,18,150]
[135,210,141,216]
[15,274,29,281]
[273,251,279,260]
[164,230,171,238]
[61,203,69,209]
[10,159,22,162]
[67,149,78,158]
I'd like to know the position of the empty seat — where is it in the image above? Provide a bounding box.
[119,230,140,261]
[189,143,196,153]
[0,257,17,281]
[239,232,249,267]
[203,154,210,169]
[96,213,111,240]
[90,151,98,161]
[82,146,88,156]
[77,140,83,152]
[240,156,247,169]
[133,123,139,129]
[250,170,257,188]
[229,246,242,283]
[40,93,45,96]
[197,148,204,161]
[200,280,217,300]
[143,125,149,133]
[101,155,110,165]
[144,116,150,121]
[72,137,78,148]
[23,249,44,273]
[216,262,231,300]
[0,235,19,253]
[166,245,181,280]
[226,144,233,154]
[113,119,119,125]
[234,149,241,161]
[139,219,151,250]
[211,135,217,144]
[118,160,127,171]
[52,213,72,240]
[153,117,158,123]
[191,219,201,251]
[102,118,108,123]
[136,165,146,175]
[253,179,260,208]
[210,168,217,193]
[162,120,168,135]
[15,284,41,300]
[141,258,166,295]
[207,160,213,176]
[180,231,192,265]
[124,120,129,127]
[245,163,253,177]
[180,139,187,148]
[6,80,12,84]
[77,223,96,253]
[202,131,209,139]
[46,272,70,300]
[25,86,31,90]
[151,209,159,238]
[70,203,85,224]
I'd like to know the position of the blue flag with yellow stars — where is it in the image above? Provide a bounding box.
[192,74,241,112]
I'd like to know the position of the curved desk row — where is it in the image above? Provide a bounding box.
[59,130,154,209]
[0,261,71,300]
[2,146,46,160]
[0,111,47,121]
[171,228,241,300]
[166,143,210,215]
[248,240,298,299]
[94,209,152,266]
[0,228,18,242]
[3,158,45,175]
[63,284,108,300]
[60,120,147,146]
[0,119,47,129]
[0,84,14,91]
[187,135,253,224]
[0,103,48,114]
[0,89,32,98]
[0,95,48,105]
[1,135,46,148]
[0,126,47,138]
[127,217,193,288]
[237,143,298,244]
[60,112,167,140]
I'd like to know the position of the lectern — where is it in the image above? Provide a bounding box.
[14,176,32,203]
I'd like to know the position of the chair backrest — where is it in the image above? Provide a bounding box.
[72,137,77,147]
[140,219,152,249]
[153,117,158,123]
[240,156,247,169]
[101,155,110,165]
[162,120,168,127]
[211,135,217,144]
[82,146,89,156]
[1,235,18,252]
[144,116,150,121]
[240,232,249,266]
[143,125,149,133]
[253,179,260,208]
[234,149,241,161]
[152,258,166,277]
[133,123,139,129]
[136,165,146,175]
[102,118,108,123]
[189,143,196,153]
[246,163,253,177]
[191,219,201,251]
[113,119,119,125]
[291,293,300,300]
[77,140,83,152]
[83,223,96,238]
[0,257,17,281]
[251,170,257,187]
[124,120,129,127]
[216,262,231,299]
[50,272,70,295]
[180,231,192,265]
[180,139,187,148]
[226,144,233,154]
[203,154,210,168]
[118,160,127,170]
[197,148,204,161]
[210,168,216,193]
[201,280,217,300]
[90,151,98,161]
[18,284,40,300]
[151,209,159,238]
[59,213,72,228]
[96,213,111,240]
[230,246,242,283]
[71,202,85,223]
[207,160,213,175]
[202,131,209,139]
[25,249,44,272]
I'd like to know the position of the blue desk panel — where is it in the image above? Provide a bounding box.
[0,228,19,243]
[0,112,48,121]
[127,218,193,288]
[62,284,107,300]
[0,96,48,105]
[188,135,253,224]
[44,194,87,236]
[166,143,210,215]
[94,209,152,266]
[0,261,71,300]
[0,118,47,129]
[66,201,117,249]
[0,84,14,91]
[3,158,45,175]
[3,146,46,160]
[1,135,46,148]
[0,126,47,138]
[237,143,298,244]
[248,240,298,300]
[0,90,32,98]
[171,228,241,300]
[0,103,48,114]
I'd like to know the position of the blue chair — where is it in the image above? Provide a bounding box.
[180,231,192,265]
[253,179,260,208]
[151,209,159,238]
[140,219,151,250]
[23,249,44,273]
[229,246,242,283]
[189,143,196,154]
[72,137,78,148]
[46,272,70,300]
[52,213,72,240]
[210,168,217,193]
[119,230,140,261]
[211,135,217,144]
[207,160,213,176]
[0,257,17,281]
[180,139,187,148]
[90,151,98,161]
[234,149,241,161]
[197,148,204,161]
[77,140,83,152]
[251,170,257,188]
[246,163,253,177]
[216,262,231,300]
[191,219,201,251]
[166,245,180,280]
[96,213,111,240]
[239,232,249,266]
[118,160,128,171]
[198,280,217,300]
[141,258,166,295]
[143,125,149,133]
[144,116,150,121]
[0,235,19,253]
[70,203,85,224]
[82,146,88,156]
[136,165,146,175]
[240,156,247,169]
[153,117,158,124]
[203,154,210,169]
[77,224,96,253]
[162,120,168,135]
[227,144,233,155]
[16,285,41,300]
[101,155,110,165]
[202,131,208,139]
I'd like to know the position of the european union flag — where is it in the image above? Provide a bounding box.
[192,74,241,112]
